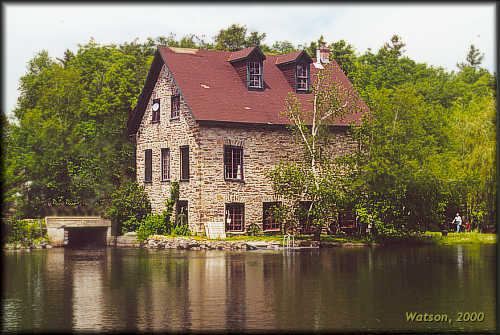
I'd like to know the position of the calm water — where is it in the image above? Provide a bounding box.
[2,245,496,333]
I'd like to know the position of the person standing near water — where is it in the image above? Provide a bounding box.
[452,213,462,233]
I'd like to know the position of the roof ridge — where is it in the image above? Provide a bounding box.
[128,45,369,135]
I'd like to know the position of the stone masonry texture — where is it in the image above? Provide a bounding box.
[135,64,357,235]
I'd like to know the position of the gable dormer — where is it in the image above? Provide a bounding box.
[276,50,313,94]
[228,46,266,91]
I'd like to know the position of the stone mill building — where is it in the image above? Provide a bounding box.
[127,45,369,235]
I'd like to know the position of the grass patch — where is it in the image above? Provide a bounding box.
[207,235,283,242]
[319,235,371,244]
[423,231,497,245]
[149,232,496,245]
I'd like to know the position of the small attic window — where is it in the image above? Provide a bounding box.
[296,63,310,93]
[228,46,266,91]
[171,94,180,119]
[247,61,263,90]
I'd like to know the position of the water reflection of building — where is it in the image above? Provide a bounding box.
[68,250,106,331]
[225,254,246,329]
[188,252,227,330]
[241,254,266,328]
[187,251,269,331]
[43,249,277,332]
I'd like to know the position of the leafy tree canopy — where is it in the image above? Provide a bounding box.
[214,24,266,51]
[3,26,495,235]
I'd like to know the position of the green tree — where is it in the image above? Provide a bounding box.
[350,84,451,236]
[5,31,496,238]
[214,24,266,51]
[104,180,151,234]
[446,94,496,231]
[379,34,406,59]
[1,113,23,217]
[245,30,267,48]
[329,39,357,81]
[270,40,298,54]
[268,64,362,239]
[457,44,484,69]
[6,40,152,218]
[354,35,414,93]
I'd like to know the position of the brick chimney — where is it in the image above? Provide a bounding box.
[314,44,330,68]
[319,45,330,63]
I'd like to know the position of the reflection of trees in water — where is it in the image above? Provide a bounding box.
[2,247,496,332]
[108,249,139,331]
[457,245,463,273]
[129,250,192,331]
[3,251,52,331]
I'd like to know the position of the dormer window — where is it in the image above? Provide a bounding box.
[152,99,160,123]
[248,61,263,89]
[227,46,266,91]
[296,63,310,92]
[275,50,313,93]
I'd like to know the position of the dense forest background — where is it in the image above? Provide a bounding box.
[2,24,496,232]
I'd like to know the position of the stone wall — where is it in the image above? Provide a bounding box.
[135,64,358,235]
[135,65,203,234]
[109,233,140,248]
[197,124,356,233]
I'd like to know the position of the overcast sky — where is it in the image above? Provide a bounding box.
[3,3,496,118]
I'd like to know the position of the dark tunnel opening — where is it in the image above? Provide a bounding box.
[66,227,107,248]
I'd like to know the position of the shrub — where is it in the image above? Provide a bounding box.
[247,223,262,236]
[355,201,414,243]
[103,180,151,234]
[122,216,141,233]
[136,182,191,242]
[173,213,191,236]
[5,218,45,245]
[137,213,170,243]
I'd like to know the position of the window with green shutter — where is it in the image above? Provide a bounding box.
[295,63,310,93]
[161,148,170,181]
[180,146,189,181]
[247,61,263,90]
[144,149,152,182]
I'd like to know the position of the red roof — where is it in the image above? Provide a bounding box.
[128,46,369,134]
[226,46,261,62]
[275,50,304,65]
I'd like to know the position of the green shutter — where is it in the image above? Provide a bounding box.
[294,65,298,93]
[307,64,311,93]
[260,61,263,88]
[145,149,152,182]
[246,62,250,89]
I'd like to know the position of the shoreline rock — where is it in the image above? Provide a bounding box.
[137,236,372,250]
[3,239,54,251]
[142,236,259,250]
[3,235,374,251]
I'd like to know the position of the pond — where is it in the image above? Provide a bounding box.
[2,245,496,333]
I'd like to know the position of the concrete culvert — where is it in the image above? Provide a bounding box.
[66,227,108,248]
